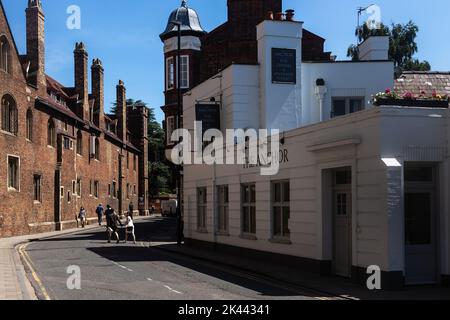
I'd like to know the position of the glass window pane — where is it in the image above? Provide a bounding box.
[405,193,432,245]
[283,182,290,202]
[274,183,281,202]
[283,207,290,236]
[332,99,346,117]
[350,99,363,113]
[405,166,433,183]
[273,207,282,236]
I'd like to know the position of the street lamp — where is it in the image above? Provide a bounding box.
[171,19,183,245]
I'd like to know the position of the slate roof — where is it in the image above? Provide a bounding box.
[395,71,450,96]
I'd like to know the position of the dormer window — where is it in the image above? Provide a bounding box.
[166,57,175,90]
[0,36,11,74]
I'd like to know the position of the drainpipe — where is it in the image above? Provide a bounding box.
[315,79,327,122]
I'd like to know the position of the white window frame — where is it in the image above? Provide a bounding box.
[331,97,365,118]
[33,174,42,203]
[217,185,229,234]
[179,55,190,89]
[241,183,256,236]
[197,187,207,232]
[166,116,175,145]
[7,155,20,192]
[166,57,175,90]
[271,180,291,240]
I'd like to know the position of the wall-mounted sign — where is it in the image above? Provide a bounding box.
[195,104,221,135]
[272,48,296,84]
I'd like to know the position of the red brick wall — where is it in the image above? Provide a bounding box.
[0,3,144,238]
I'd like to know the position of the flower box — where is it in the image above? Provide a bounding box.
[374,98,449,108]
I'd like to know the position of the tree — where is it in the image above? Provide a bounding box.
[347,20,431,73]
[110,99,174,197]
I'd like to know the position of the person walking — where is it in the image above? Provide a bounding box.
[128,202,134,219]
[96,204,104,226]
[79,207,87,228]
[124,213,136,244]
[106,205,122,244]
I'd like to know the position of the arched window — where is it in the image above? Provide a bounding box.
[76,130,83,155]
[47,118,56,147]
[1,94,17,135]
[26,109,33,141]
[0,35,11,73]
[94,137,100,160]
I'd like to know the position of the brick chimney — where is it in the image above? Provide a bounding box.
[26,0,45,89]
[116,80,127,141]
[227,0,282,38]
[91,58,104,129]
[74,42,89,120]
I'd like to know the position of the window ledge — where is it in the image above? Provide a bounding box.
[196,228,208,234]
[7,187,19,193]
[1,130,17,137]
[269,237,292,245]
[240,233,257,241]
[215,231,230,237]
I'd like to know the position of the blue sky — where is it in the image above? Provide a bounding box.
[3,0,450,123]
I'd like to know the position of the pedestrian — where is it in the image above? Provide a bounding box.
[124,212,136,244]
[96,203,104,226]
[128,202,134,219]
[79,207,87,228]
[106,205,122,244]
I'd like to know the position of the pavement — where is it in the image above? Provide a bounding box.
[0,215,147,300]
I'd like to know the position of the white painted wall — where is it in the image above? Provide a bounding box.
[301,61,394,126]
[257,20,303,132]
[182,106,449,275]
[358,36,390,61]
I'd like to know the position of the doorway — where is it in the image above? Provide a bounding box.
[332,168,352,277]
[404,163,438,284]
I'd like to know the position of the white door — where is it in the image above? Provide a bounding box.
[333,189,352,277]
[405,190,437,284]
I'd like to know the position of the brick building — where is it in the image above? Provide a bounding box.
[0,0,149,238]
[160,0,333,149]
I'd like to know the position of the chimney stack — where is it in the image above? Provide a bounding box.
[26,0,45,89]
[74,42,89,120]
[116,80,127,142]
[91,58,104,129]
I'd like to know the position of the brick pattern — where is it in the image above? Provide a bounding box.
[0,1,148,238]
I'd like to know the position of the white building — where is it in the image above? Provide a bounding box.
[178,18,450,289]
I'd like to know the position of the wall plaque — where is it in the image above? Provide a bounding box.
[272,48,296,84]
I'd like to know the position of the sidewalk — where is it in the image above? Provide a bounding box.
[0,216,151,300]
[153,242,450,300]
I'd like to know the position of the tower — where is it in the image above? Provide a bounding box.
[159,0,206,151]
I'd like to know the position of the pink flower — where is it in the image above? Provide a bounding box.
[385,88,391,94]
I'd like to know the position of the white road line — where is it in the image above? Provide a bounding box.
[113,261,133,272]
[164,285,183,295]
[147,278,153,281]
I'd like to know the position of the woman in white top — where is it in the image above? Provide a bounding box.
[125,213,136,244]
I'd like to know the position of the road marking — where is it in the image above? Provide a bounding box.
[18,243,51,301]
[164,285,183,295]
[147,278,153,281]
[112,261,133,272]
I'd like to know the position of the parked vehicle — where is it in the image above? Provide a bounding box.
[161,200,178,217]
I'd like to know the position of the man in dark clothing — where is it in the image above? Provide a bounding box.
[106,205,122,244]
[96,204,104,226]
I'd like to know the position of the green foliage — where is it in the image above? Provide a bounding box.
[111,98,174,197]
[347,20,431,73]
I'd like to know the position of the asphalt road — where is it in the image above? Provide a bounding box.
[24,216,328,300]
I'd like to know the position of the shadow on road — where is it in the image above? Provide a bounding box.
[87,245,310,297]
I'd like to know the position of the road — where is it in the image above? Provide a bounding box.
[23,216,334,300]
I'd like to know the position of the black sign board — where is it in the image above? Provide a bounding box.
[272,48,297,84]
[195,104,221,135]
